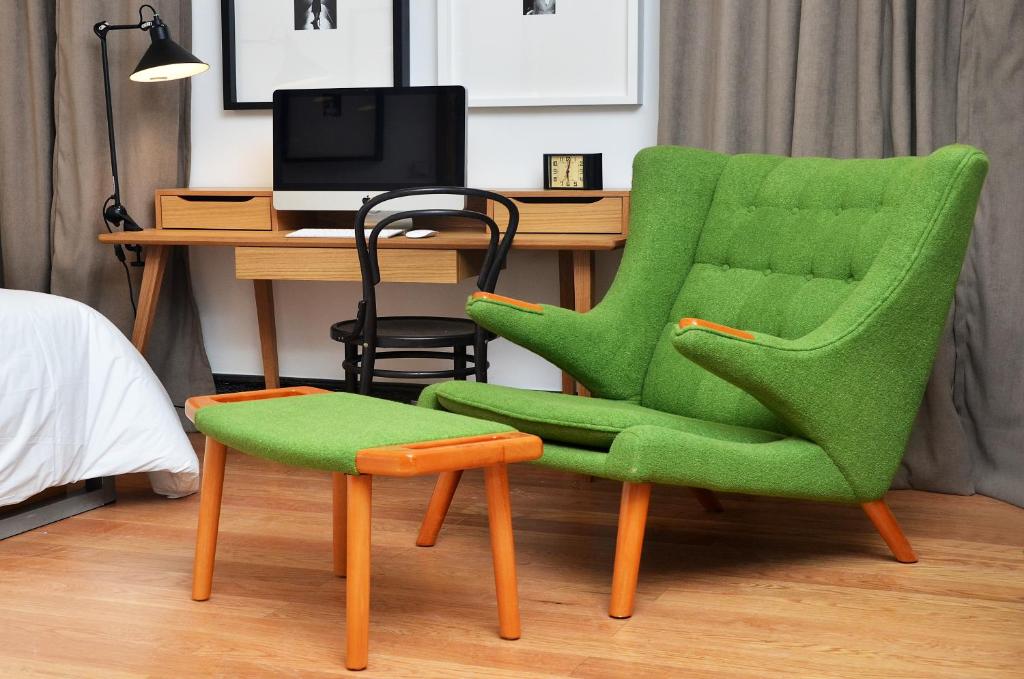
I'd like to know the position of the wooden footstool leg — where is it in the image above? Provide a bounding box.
[333,473,348,577]
[192,437,228,601]
[484,463,521,640]
[346,474,372,671]
[416,470,463,547]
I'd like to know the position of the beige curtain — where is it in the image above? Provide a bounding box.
[0,2,56,291]
[659,0,1024,506]
[1,0,213,423]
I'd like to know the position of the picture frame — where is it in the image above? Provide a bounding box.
[437,0,642,107]
[221,0,410,110]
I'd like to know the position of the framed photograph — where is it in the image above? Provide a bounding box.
[221,0,410,110]
[437,0,641,107]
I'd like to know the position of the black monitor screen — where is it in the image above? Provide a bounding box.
[273,86,466,191]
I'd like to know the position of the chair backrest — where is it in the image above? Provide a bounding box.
[599,145,985,436]
[351,187,520,343]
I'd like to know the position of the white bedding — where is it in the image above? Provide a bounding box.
[0,290,199,506]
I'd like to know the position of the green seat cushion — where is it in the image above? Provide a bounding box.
[424,381,784,450]
[536,434,855,501]
[420,386,856,500]
[194,392,515,474]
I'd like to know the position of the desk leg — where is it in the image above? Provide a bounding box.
[131,244,171,354]
[568,250,597,481]
[252,280,281,390]
[571,250,595,398]
[557,252,576,395]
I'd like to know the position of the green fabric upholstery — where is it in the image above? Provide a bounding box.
[194,392,514,474]
[423,144,988,502]
[422,381,783,449]
[421,382,851,500]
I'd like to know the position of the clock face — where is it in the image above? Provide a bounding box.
[548,154,586,189]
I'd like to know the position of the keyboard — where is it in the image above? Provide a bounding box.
[285,228,406,239]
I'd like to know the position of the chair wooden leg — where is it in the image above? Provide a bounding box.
[346,474,372,671]
[332,472,347,577]
[609,482,652,619]
[454,345,467,380]
[484,464,521,640]
[474,333,488,382]
[690,487,724,513]
[192,437,228,602]
[358,346,376,396]
[862,499,918,563]
[416,470,463,547]
[343,342,359,393]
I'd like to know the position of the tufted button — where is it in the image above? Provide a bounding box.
[804,273,814,281]
[721,264,730,271]
[748,205,756,213]
[764,268,772,276]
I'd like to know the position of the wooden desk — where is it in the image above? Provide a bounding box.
[99,228,624,393]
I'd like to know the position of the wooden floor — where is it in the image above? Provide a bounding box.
[1,434,1021,678]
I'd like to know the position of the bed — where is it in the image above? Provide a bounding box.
[0,289,199,537]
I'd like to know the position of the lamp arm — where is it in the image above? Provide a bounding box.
[97,33,121,208]
[92,4,161,37]
[94,22,150,36]
[94,20,147,232]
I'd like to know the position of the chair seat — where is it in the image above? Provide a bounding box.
[331,315,478,348]
[193,391,515,475]
[425,381,785,449]
[422,381,858,501]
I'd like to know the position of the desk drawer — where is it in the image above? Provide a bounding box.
[234,247,483,284]
[159,195,273,231]
[489,193,628,234]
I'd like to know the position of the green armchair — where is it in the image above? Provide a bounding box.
[416,144,989,618]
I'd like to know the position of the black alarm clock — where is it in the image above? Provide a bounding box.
[543,153,603,190]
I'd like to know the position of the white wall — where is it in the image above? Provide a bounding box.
[189,0,660,388]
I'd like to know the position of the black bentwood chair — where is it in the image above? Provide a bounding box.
[330,187,520,395]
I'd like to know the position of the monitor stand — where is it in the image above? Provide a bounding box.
[363,211,414,231]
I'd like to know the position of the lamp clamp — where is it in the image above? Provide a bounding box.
[103,203,142,233]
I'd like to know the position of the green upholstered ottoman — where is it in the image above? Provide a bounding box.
[184,386,542,671]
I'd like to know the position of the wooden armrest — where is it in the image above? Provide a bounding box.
[355,432,542,477]
[470,291,543,312]
[678,318,755,341]
[184,386,329,423]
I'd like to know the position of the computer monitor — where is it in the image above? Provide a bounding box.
[272,86,467,212]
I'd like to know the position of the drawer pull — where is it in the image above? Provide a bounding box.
[176,195,256,203]
[513,196,603,205]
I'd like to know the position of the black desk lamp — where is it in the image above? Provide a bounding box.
[94,4,208,237]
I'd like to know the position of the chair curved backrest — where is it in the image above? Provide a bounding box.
[349,187,520,387]
[623,147,983,432]
[355,187,519,293]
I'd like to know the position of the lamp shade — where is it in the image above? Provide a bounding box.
[129,21,208,82]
